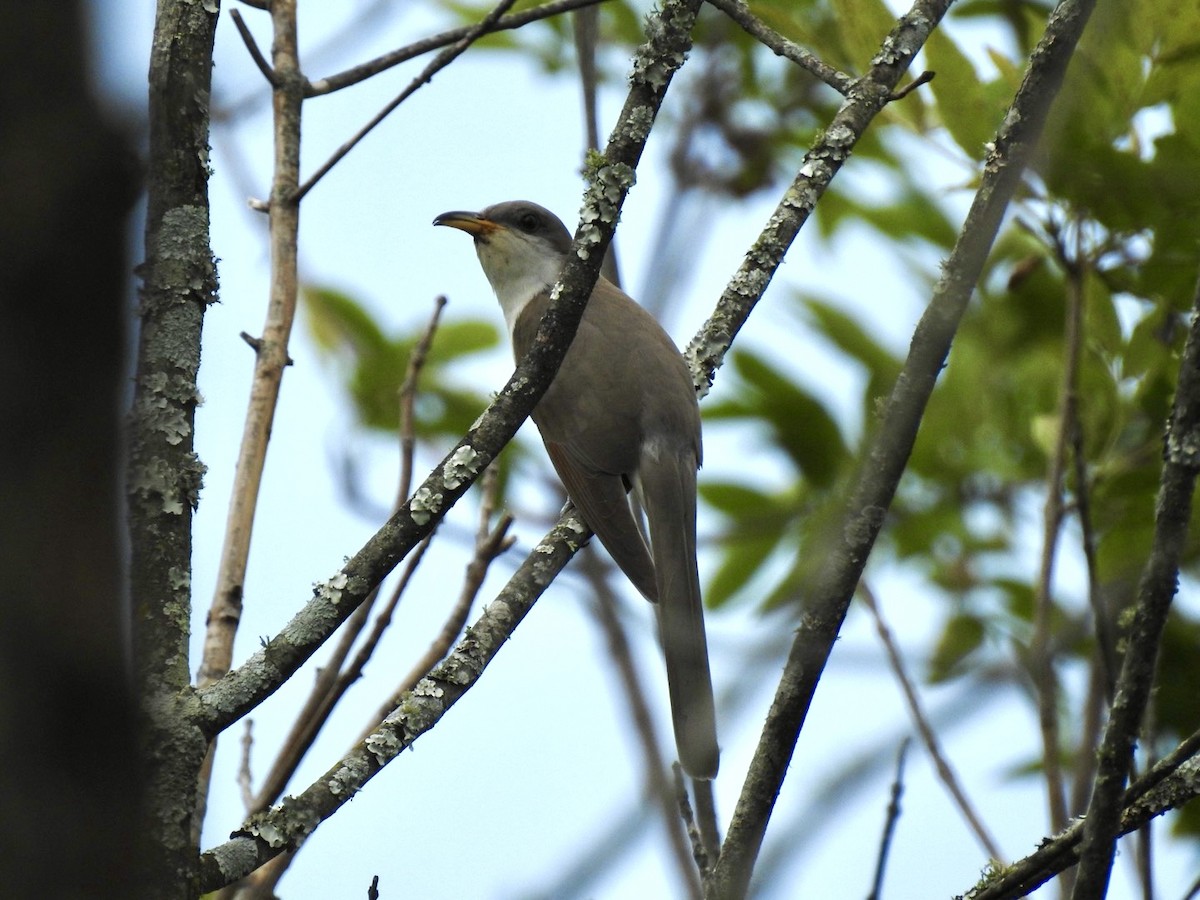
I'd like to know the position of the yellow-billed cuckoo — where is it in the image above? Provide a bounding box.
[434,201,719,779]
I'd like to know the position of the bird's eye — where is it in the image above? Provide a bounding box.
[518,212,540,232]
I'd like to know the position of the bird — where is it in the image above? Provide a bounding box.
[434,200,718,779]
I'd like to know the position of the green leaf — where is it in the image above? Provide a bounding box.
[924,29,1002,159]
[928,612,986,682]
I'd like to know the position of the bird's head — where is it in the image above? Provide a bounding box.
[434,201,574,320]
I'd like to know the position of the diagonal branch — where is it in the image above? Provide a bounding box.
[860,582,1003,861]
[685,0,942,398]
[293,0,522,203]
[196,510,589,890]
[964,729,1200,899]
[704,0,856,95]
[306,0,610,96]
[1070,264,1200,896]
[705,0,1097,895]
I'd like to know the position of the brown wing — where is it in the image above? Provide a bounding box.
[543,441,658,602]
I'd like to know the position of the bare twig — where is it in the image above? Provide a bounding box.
[692,779,721,870]
[252,535,435,812]
[1028,217,1087,841]
[889,69,935,100]
[305,0,609,97]
[1070,263,1200,897]
[294,0,520,204]
[704,0,856,95]
[398,296,448,505]
[674,763,712,879]
[230,9,277,86]
[238,720,255,812]
[365,481,515,734]
[195,0,305,840]
[237,290,453,821]
[868,739,910,900]
[198,510,589,890]
[860,583,1003,861]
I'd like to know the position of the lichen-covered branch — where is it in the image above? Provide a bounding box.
[963,730,1200,900]
[686,0,949,397]
[129,0,221,895]
[1069,265,1200,897]
[197,0,706,739]
[704,0,856,95]
[705,0,1097,896]
[197,512,587,890]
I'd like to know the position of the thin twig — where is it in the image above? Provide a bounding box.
[293,0,520,204]
[889,69,935,100]
[398,296,448,506]
[198,510,589,890]
[238,720,255,812]
[306,0,609,96]
[1029,217,1087,842]
[230,9,277,86]
[704,0,856,95]
[364,471,515,736]
[247,291,451,816]
[868,738,910,900]
[194,0,305,842]
[860,583,1003,861]
[692,779,721,871]
[674,763,712,879]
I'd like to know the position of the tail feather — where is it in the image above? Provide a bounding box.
[639,448,719,780]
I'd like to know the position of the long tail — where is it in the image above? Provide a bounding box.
[639,448,719,780]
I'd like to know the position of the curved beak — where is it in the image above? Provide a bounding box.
[433,210,499,238]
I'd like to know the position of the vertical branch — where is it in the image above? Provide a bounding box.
[1029,220,1088,840]
[200,0,304,688]
[129,0,221,896]
[1070,266,1200,896]
[195,0,305,834]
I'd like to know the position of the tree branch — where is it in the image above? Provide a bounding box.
[964,729,1200,899]
[194,0,306,842]
[293,0,522,203]
[1070,264,1200,896]
[705,0,1096,895]
[704,0,856,95]
[197,510,588,890]
[685,1,942,397]
[128,0,221,894]
[306,0,610,97]
[860,583,1002,861]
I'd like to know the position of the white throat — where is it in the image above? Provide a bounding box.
[475,236,565,336]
